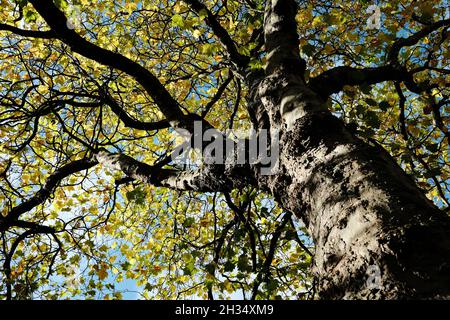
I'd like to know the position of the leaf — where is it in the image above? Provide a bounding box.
[200,43,217,55]
[183,217,195,228]
[237,255,251,272]
[260,207,269,217]
[198,9,208,20]
[171,14,185,28]
[378,101,390,111]
[125,187,147,205]
[266,279,279,292]
[355,104,365,115]
[364,110,381,129]
[419,3,435,23]
[144,283,153,291]
[249,58,264,70]
[192,29,202,39]
[182,262,196,276]
[423,105,433,115]
[24,9,38,23]
[97,267,108,280]
[302,44,315,57]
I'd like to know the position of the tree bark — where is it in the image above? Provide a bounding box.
[249,0,450,299]
[260,109,450,299]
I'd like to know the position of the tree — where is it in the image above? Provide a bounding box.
[0,0,449,300]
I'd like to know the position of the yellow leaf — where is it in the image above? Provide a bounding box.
[193,29,202,39]
[97,267,108,280]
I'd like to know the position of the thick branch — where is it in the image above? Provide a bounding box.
[0,23,56,39]
[0,158,97,230]
[309,18,450,99]
[308,65,409,99]
[28,0,185,124]
[95,149,252,192]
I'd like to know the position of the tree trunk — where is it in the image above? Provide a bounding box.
[245,0,450,300]
[261,109,450,299]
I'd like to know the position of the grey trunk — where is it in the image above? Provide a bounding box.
[261,108,450,299]
[246,0,450,300]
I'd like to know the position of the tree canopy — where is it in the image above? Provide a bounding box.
[0,0,449,299]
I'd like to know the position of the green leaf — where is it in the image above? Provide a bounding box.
[266,279,279,292]
[260,207,269,217]
[125,187,147,205]
[239,193,249,203]
[355,104,365,115]
[183,217,195,228]
[120,261,131,271]
[171,14,185,28]
[183,262,196,276]
[54,0,69,9]
[249,58,264,70]
[198,9,208,20]
[24,9,37,23]
[144,283,154,291]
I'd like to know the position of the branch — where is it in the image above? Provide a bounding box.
[251,212,291,300]
[3,225,56,300]
[309,18,450,99]
[102,94,170,131]
[95,149,252,192]
[394,82,409,140]
[0,158,97,230]
[387,18,450,63]
[184,0,250,71]
[28,0,185,124]
[308,65,410,99]
[201,72,234,118]
[0,23,56,39]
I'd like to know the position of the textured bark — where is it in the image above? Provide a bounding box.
[261,111,450,299]
[248,0,450,299]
